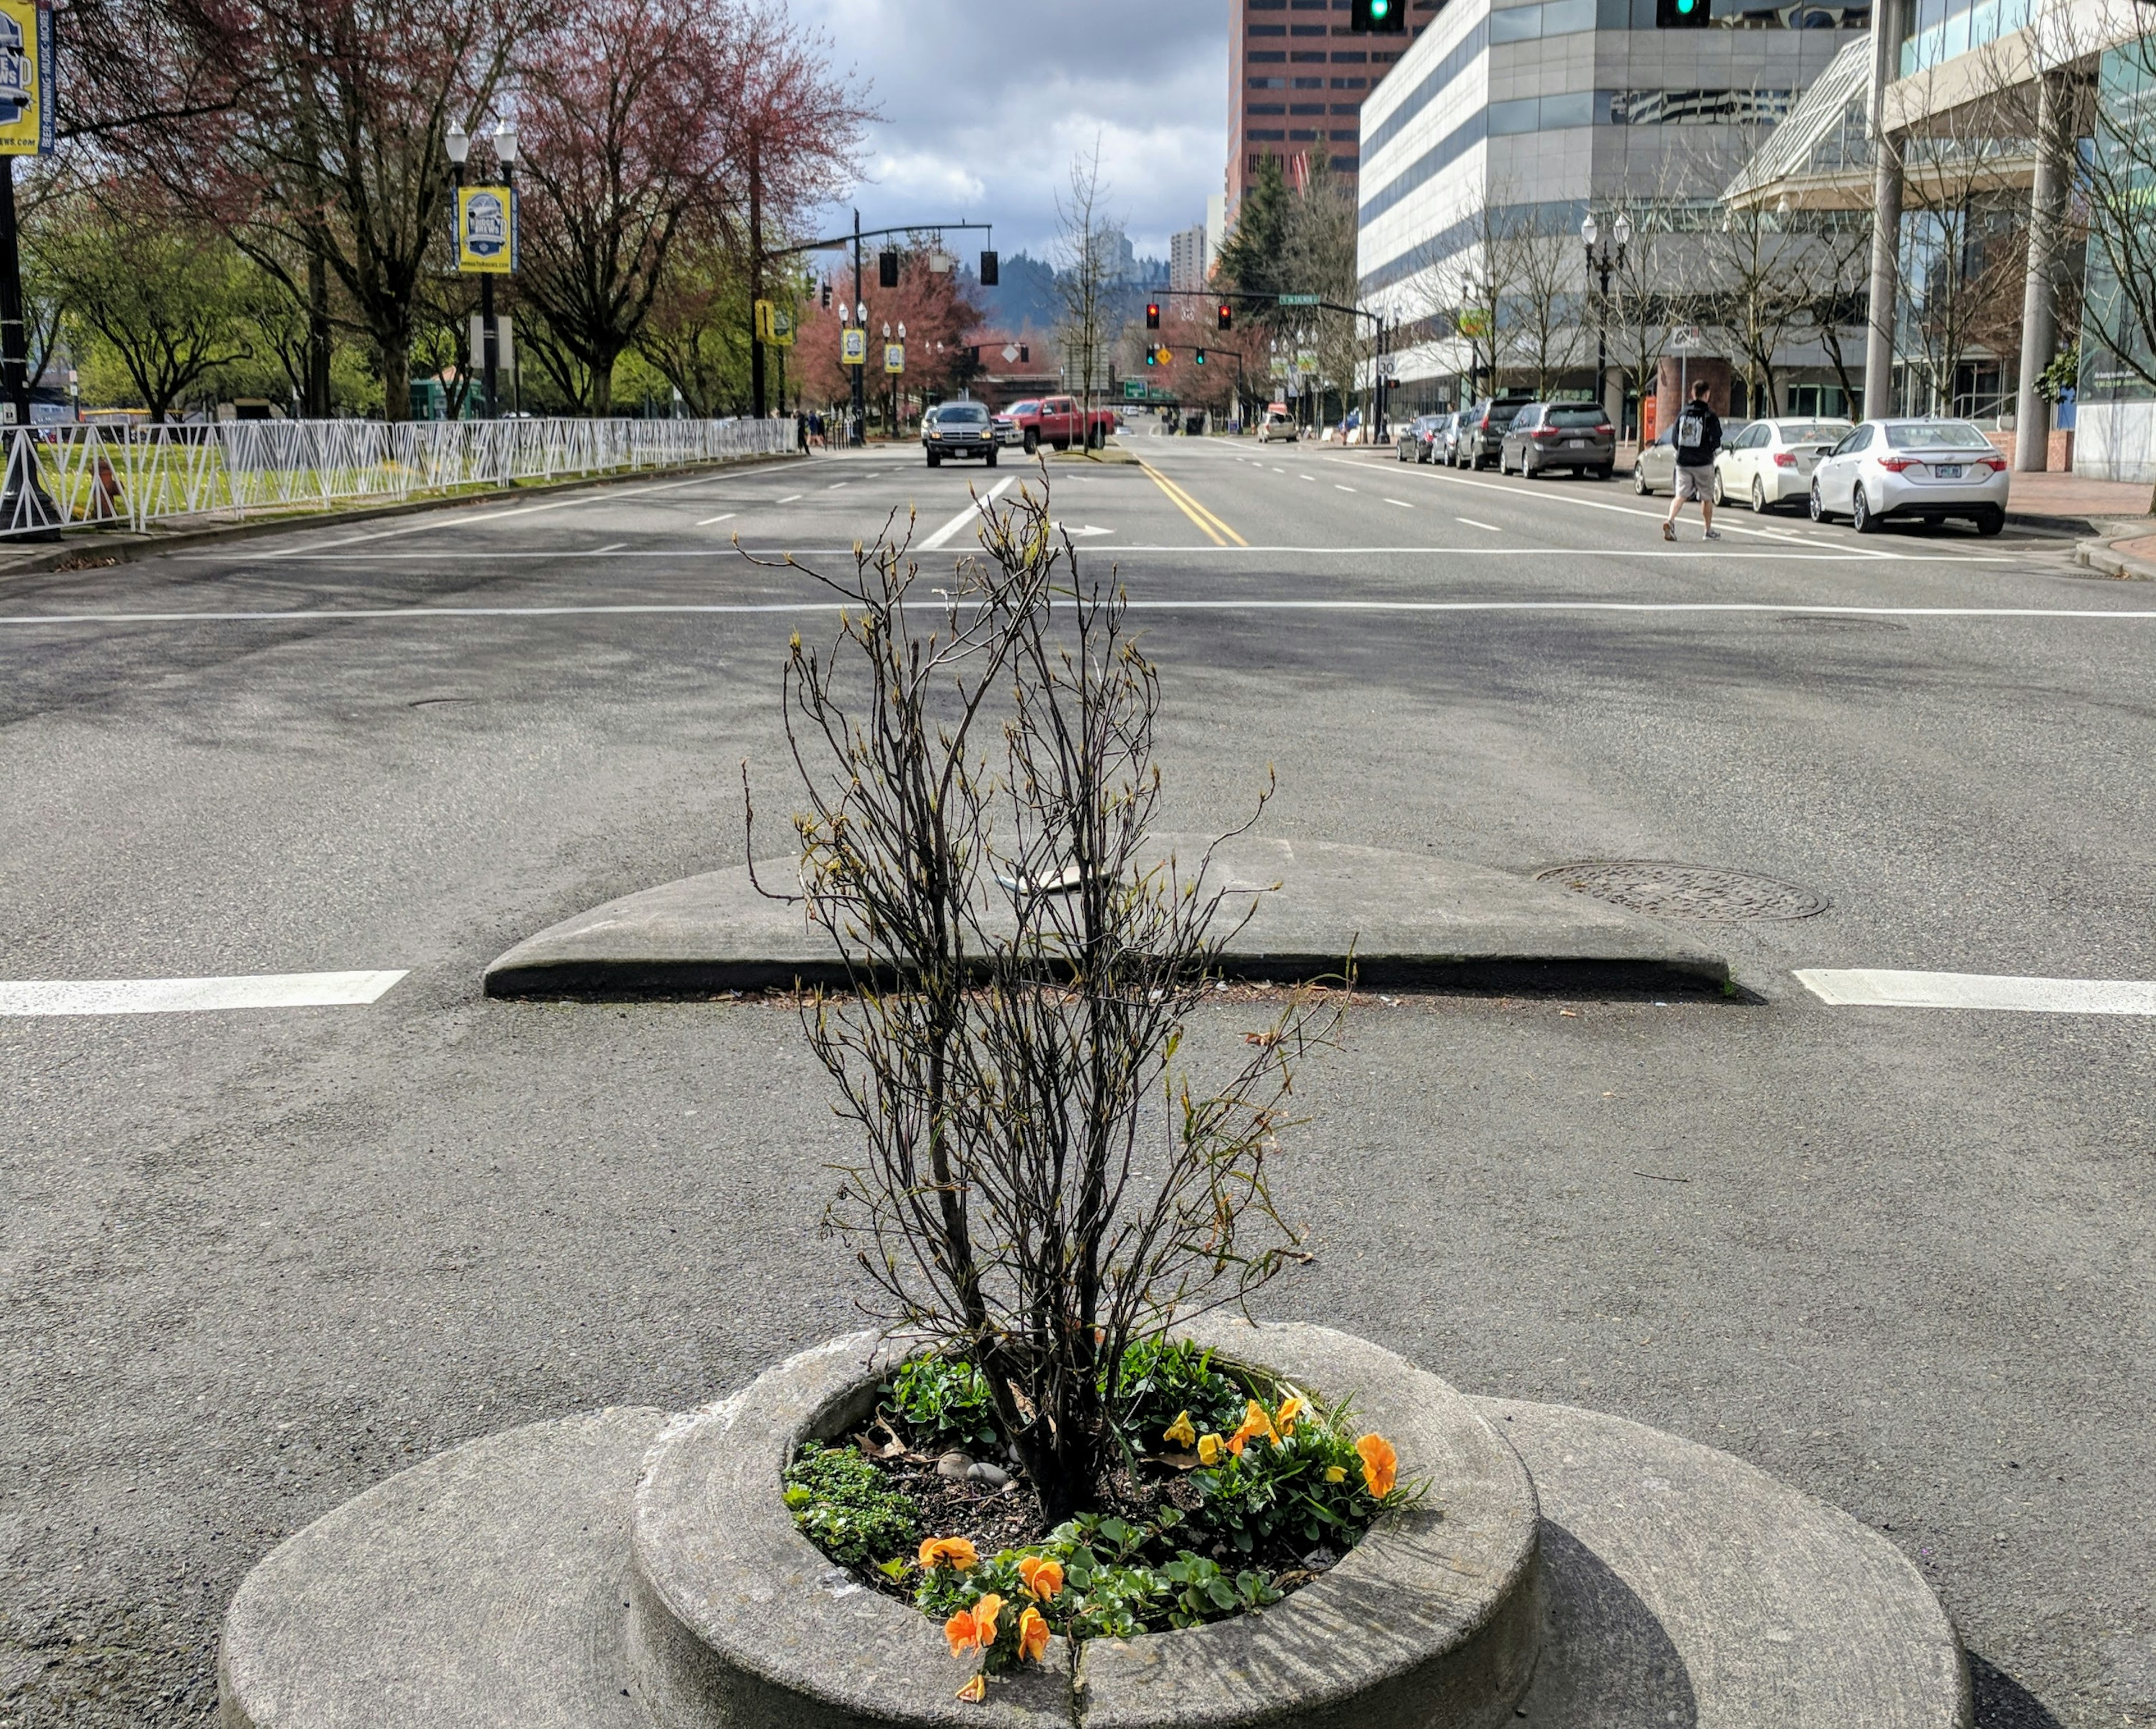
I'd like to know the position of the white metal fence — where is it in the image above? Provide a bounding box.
[0,416,796,539]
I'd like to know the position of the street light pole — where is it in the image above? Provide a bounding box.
[850,210,866,445]
[491,122,518,422]
[1581,211,1630,431]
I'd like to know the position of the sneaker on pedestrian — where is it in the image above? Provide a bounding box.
[1703,528,1722,540]
[1661,520,1676,541]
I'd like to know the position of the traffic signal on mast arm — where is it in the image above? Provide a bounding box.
[820,278,832,310]
[1217,302,1234,331]
[1352,0,1407,30]
[1655,0,1711,26]
[1195,348,1208,365]
[879,249,899,287]
[1145,301,1161,330]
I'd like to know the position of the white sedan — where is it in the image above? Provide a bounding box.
[1809,419,2010,535]
[1714,418,1851,513]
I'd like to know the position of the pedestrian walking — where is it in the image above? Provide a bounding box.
[1662,380,1723,541]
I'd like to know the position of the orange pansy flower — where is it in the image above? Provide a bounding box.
[919,1536,980,1573]
[1227,1398,1276,1456]
[972,1593,1005,1646]
[945,1608,983,1658]
[1018,1605,1052,1663]
[1018,1555,1065,1600]
[1357,1433,1399,1499]
[1274,1395,1304,1435]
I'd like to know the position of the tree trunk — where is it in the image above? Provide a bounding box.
[380,334,412,422]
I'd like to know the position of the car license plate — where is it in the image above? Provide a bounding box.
[1935,464,1963,479]
[1568,439,1585,447]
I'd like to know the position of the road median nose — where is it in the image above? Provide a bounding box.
[482,836,1739,1001]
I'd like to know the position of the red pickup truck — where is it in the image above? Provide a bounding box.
[1003,396,1118,455]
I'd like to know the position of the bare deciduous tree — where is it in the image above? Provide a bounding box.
[748,479,1337,1520]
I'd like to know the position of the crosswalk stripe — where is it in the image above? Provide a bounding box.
[1794,969,2156,1014]
[0,971,409,1017]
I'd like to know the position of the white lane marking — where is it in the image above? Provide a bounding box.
[774,494,805,504]
[1272,466,1287,474]
[919,476,1017,551]
[15,600,2152,628]
[0,971,408,1017]
[1335,485,1358,493]
[593,542,626,553]
[827,482,849,490]
[1795,969,2156,1014]
[695,513,737,527]
[1299,474,1317,482]
[1385,498,1414,510]
[258,469,789,555]
[1459,518,1501,533]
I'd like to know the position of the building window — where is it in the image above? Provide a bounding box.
[1249,76,1287,88]
[1294,75,1325,86]
[1249,49,1287,61]
[1248,128,1287,140]
[1249,102,1287,113]
[1606,87,1797,122]
[1331,155,1360,172]
[1289,127,1321,139]
[1292,22,1330,32]
[1331,76,1369,88]
[1328,128,1359,140]
[1291,49,1327,60]
[1330,102,1361,113]
[1291,102,1326,113]
[1249,22,1287,34]
[1332,48,1368,60]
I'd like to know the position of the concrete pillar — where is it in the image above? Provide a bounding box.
[1863,0,1909,419]
[2014,74,2073,472]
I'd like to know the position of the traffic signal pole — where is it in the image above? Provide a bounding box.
[851,210,865,443]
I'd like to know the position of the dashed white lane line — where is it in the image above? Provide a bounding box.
[1460,518,1501,533]
[1335,485,1358,493]
[695,513,737,527]
[1796,968,2156,1014]
[774,494,805,504]
[593,543,626,554]
[918,475,1017,550]
[1385,498,1414,510]
[0,971,408,1016]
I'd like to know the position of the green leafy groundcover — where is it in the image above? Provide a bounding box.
[782,1340,1413,1644]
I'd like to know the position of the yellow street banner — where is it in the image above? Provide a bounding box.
[884,342,905,375]
[754,300,796,347]
[0,0,56,157]
[841,327,867,367]
[455,186,517,275]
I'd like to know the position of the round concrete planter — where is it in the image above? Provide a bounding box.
[625,1319,1543,1729]
[217,1324,1972,1728]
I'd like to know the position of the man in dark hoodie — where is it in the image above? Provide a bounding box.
[1662,379,1724,542]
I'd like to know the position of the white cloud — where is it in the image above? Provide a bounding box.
[785,0,1228,260]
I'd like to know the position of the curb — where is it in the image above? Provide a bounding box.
[0,450,807,582]
[2075,527,2156,580]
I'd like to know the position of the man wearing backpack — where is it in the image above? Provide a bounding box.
[1663,379,1723,541]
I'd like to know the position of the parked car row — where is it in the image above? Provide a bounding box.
[1397,396,1607,472]
[1633,415,2008,533]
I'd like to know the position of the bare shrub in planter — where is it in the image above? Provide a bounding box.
[750,474,1337,1521]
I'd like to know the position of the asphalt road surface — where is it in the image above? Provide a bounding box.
[3,437,2152,1727]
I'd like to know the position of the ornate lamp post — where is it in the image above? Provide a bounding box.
[1582,212,1631,429]
[446,120,518,419]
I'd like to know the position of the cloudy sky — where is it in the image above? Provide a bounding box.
[786,0,1230,264]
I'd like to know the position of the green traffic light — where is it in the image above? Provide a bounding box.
[1372,0,1391,13]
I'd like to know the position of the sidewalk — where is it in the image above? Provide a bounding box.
[2003,468,2152,534]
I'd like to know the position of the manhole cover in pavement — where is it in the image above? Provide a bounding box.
[1533,861,1830,922]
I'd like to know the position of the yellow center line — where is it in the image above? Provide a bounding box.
[1138,461,1247,547]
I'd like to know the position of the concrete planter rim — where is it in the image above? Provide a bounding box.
[628,1318,1544,1728]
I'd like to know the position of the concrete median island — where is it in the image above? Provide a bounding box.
[482,835,1741,1001]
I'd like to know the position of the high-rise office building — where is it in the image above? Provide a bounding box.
[1226,0,1441,218]
[1170,223,1212,292]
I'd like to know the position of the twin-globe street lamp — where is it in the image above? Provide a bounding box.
[445,119,519,418]
[1581,210,1632,431]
